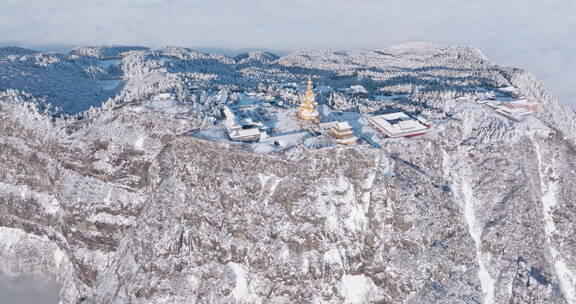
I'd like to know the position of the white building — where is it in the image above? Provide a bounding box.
[368,112,429,138]
[154,93,172,100]
[488,99,538,122]
[345,85,369,97]
[222,106,267,142]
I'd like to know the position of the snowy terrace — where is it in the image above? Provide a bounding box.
[131,78,548,156]
[194,92,434,153]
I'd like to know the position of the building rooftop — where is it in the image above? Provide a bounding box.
[334,121,352,130]
[222,105,267,141]
[380,112,410,120]
[369,111,428,138]
[505,99,538,109]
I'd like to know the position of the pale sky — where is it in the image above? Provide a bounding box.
[1,0,575,107]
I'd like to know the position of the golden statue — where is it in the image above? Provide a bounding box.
[297,75,320,121]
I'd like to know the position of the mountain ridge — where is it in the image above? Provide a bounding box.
[1,42,575,303]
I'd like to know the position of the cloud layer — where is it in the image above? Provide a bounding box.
[0,274,59,304]
[1,0,575,107]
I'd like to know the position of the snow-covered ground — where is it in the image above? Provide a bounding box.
[226,262,261,303]
[339,274,375,304]
[461,179,495,304]
[534,137,576,303]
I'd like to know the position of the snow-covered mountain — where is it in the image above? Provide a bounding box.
[1,42,576,303]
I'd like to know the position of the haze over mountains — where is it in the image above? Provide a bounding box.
[1,0,575,108]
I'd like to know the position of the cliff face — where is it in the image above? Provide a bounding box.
[0,43,575,304]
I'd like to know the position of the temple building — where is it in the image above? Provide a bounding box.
[222,106,267,142]
[297,75,320,121]
[487,99,539,122]
[368,111,429,138]
[328,121,358,145]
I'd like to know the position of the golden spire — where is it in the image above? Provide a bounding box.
[297,75,320,121]
[303,75,315,103]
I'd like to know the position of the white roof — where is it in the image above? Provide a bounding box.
[498,105,533,115]
[236,128,261,136]
[398,120,420,130]
[223,106,235,119]
[380,112,410,120]
[507,99,537,107]
[335,121,352,129]
[369,111,427,137]
[416,115,429,125]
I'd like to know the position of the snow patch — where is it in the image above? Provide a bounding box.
[318,175,367,235]
[88,212,134,226]
[134,136,145,150]
[226,262,261,303]
[461,180,495,304]
[324,248,344,268]
[339,274,375,304]
[344,199,367,233]
[103,188,113,205]
[252,143,275,154]
[257,174,272,187]
[446,145,495,304]
[280,244,290,263]
[334,174,350,193]
[0,227,24,251]
[0,182,60,215]
[188,275,200,291]
[301,255,309,274]
[258,174,281,207]
[53,248,65,269]
[554,257,576,303]
[340,177,367,233]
